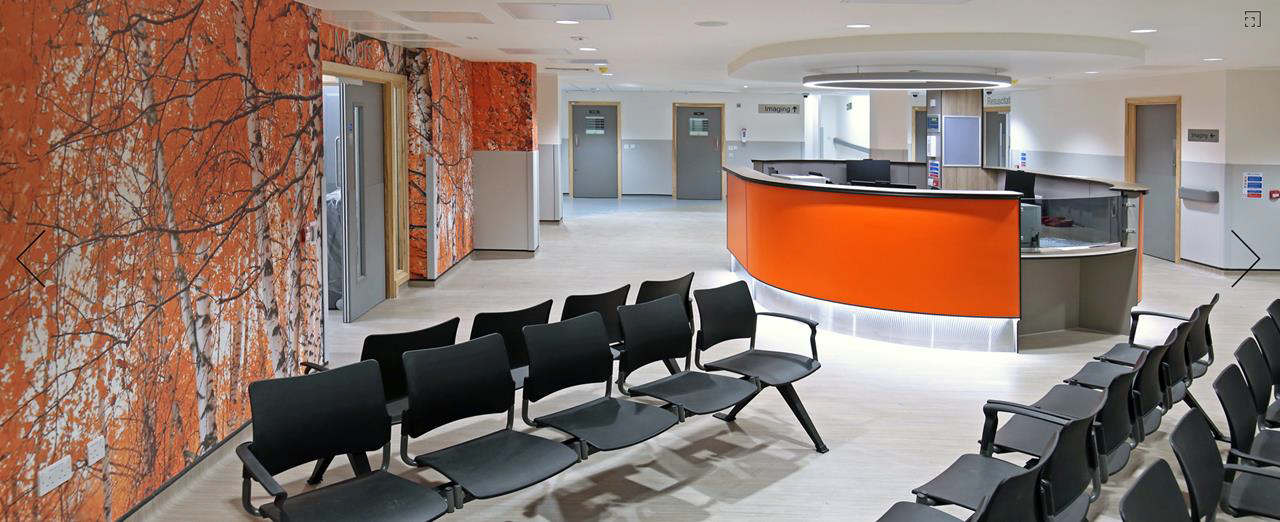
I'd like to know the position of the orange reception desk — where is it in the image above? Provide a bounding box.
[725,162,1146,352]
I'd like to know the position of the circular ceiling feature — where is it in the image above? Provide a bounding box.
[802,72,1012,90]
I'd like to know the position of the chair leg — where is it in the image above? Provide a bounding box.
[307,455,334,485]
[714,386,761,423]
[662,358,681,375]
[347,451,372,475]
[777,384,828,453]
[1183,391,1229,442]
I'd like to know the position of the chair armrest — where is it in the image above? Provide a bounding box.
[1128,309,1190,343]
[300,361,329,374]
[1230,448,1280,468]
[980,400,1071,456]
[1226,463,1280,481]
[757,311,820,361]
[236,442,286,500]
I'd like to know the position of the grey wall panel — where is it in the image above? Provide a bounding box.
[622,139,673,195]
[473,150,537,251]
[1225,163,1280,269]
[729,141,804,165]
[1022,150,1126,181]
[1180,160,1226,268]
[537,144,561,221]
[561,138,570,194]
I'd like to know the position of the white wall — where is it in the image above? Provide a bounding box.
[1224,69,1280,269]
[535,74,561,220]
[870,90,910,158]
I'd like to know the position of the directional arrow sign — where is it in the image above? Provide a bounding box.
[1231,230,1261,288]
[16,230,45,287]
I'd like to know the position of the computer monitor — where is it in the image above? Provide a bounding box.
[1004,170,1037,199]
[845,159,891,184]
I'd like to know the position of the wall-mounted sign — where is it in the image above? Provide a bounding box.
[758,104,800,114]
[926,115,940,131]
[1244,172,1264,199]
[984,93,1011,107]
[1187,129,1219,142]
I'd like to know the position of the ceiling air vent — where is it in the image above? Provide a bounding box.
[397,11,493,24]
[499,3,613,21]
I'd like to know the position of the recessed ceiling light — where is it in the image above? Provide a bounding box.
[694,20,728,27]
[742,85,749,88]
[593,62,608,66]
[1202,57,1224,62]
[1084,71,1100,74]
[578,47,598,52]
[803,72,1012,90]
[555,20,579,25]
[846,24,872,28]
[1129,28,1157,33]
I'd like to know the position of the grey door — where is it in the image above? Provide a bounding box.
[340,81,387,322]
[984,111,1008,168]
[675,105,723,200]
[1135,104,1176,261]
[571,104,618,198]
[913,109,928,161]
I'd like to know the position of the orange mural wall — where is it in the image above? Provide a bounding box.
[469,62,538,152]
[423,50,474,276]
[0,0,325,519]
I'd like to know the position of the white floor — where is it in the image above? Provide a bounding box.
[135,195,1278,521]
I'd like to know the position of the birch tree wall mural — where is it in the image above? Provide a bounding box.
[0,1,535,518]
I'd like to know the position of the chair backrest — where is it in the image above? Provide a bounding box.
[522,313,614,402]
[401,334,513,438]
[1234,337,1274,420]
[1163,313,1197,385]
[248,360,390,475]
[470,299,553,370]
[617,295,694,375]
[636,272,694,323]
[692,280,758,350]
[1040,397,1103,516]
[1250,315,1280,382]
[1214,364,1260,457]
[974,433,1057,522]
[1184,294,1218,365]
[360,317,460,402]
[561,285,630,344]
[1169,408,1224,522]
[1268,298,1280,332]
[1119,459,1193,522]
[1097,356,1142,454]
[1135,328,1175,415]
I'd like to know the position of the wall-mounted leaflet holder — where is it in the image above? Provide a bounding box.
[926,135,938,157]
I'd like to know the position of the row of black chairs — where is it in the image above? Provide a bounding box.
[236,274,828,522]
[1120,298,1280,521]
[878,294,1231,521]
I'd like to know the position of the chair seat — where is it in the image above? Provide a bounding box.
[993,416,1060,458]
[387,397,408,424]
[1227,471,1280,518]
[1169,379,1188,404]
[1141,406,1163,436]
[629,371,757,415]
[704,350,820,386]
[1103,439,1133,478]
[1096,342,1148,366]
[1067,361,1132,389]
[1190,359,1209,379]
[912,454,1026,510]
[414,429,577,499]
[259,470,448,522]
[536,397,678,451]
[876,502,964,522]
[1249,430,1280,464]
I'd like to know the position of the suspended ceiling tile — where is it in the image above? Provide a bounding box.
[498,3,613,21]
[397,11,494,24]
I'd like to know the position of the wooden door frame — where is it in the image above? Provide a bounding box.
[671,103,727,199]
[567,101,622,199]
[322,61,410,298]
[910,106,928,162]
[1124,95,1181,262]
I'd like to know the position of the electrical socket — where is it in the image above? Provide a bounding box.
[37,456,72,496]
[87,436,106,466]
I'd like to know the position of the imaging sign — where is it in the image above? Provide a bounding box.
[758,104,800,114]
[1187,128,1219,142]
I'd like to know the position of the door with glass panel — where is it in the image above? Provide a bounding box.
[570,102,620,198]
[338,81,387,322]
[674,104,724,200]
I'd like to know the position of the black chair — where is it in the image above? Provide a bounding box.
[636,272,696,375]
[692,281,827,453]
[913,401,1098,522]
[878,434,1054,522]
[1187,294,1220,379]
[521,312,678,456]
[1040,359,1142,481]
[615,295,758,420]
[1099,314,1211,425]
[399,334,578,507]
[990,384,1105,496]
[1269,299,1280,334]
[1119,459,1193,522]
[1213,364,1280,468]
[238,361,449,521]
[561,285,630,347]
[1236,337,1280,429]
[470,299,554,389]
[1170,408,1280,520]
[302,317,461,485]
[1252,315,1280,399]
[1069,327,1173,439]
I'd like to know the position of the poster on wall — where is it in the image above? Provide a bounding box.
[1244,172,1264,199]
[928,160,942,188]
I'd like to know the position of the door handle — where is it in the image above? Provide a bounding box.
[574,134,579,147]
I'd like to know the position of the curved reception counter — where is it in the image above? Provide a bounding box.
[726,160,1148,352]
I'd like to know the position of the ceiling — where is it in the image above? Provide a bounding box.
[302,0,1278,93]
